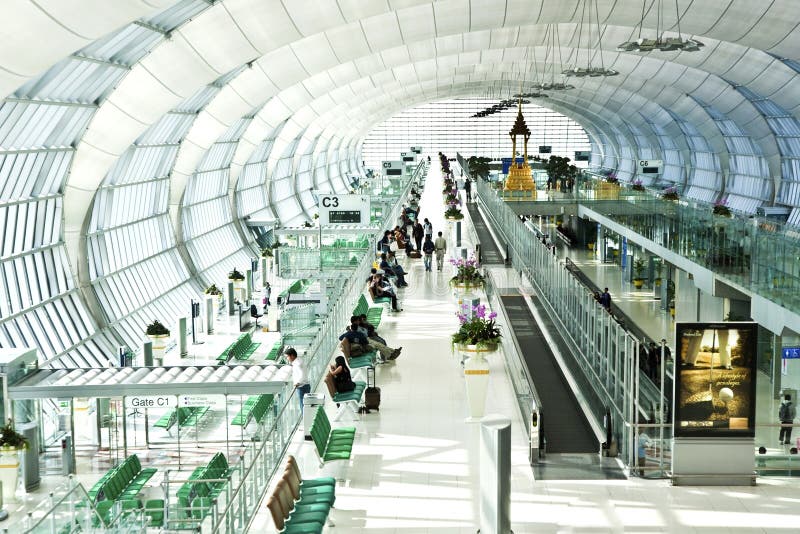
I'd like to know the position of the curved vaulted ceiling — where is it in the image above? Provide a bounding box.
[2,0,800,365]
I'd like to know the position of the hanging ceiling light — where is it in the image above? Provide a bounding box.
[617,0,704,52]
[563,0,618,78]
[532,24,574,91]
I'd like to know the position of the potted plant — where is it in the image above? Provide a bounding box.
[260,248,273,258]
[0,419,27,502]
[228,268,245,281]
[631,179,645,192]
[712,200,732,217]
[449,257,485,290]
[453,304,502,420]
[444,206,464,220]
[632,257,646,289]
[662,187,679,201]
[204,284,222,297]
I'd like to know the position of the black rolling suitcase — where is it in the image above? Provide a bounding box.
[364,366,381,411]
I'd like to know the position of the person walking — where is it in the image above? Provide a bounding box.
[422,235,435,271]
[423,218,433,240]
[600,288,612,311]
[434,231,447,271]
[262,282,271,313]
[464,177,472,202]
[285,348,310,413]
[412,220,424,252]
[779,394,796,445]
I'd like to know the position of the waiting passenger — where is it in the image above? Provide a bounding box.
[370,273,402,312]
[380,252,408,287]
[339,318,400,362]
[329,355,356,393]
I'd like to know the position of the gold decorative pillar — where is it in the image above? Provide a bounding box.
[504,100,536,197]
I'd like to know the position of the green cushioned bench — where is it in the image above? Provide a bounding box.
[279,278,313,303]
[231,394,274,426]
[265,340,283,361]
[88,454,157,521]
[153,406,209,432]
[175,453,232,521]
[216,333,261,363]
[310,407,356,467]
[267,456,337,533]
[353,294,383,328]
[324,374,366,421]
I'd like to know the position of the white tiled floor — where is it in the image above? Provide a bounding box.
[249,164,800,533]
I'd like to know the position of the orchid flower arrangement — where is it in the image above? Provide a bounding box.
[712,198,732,217]
[449,256,485,287]
[452,304,502,347]
[662,186,679,201]
[631,179,645,191]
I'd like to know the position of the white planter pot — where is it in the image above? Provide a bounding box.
[0,449,20,502]
[147,333,169,365]
[460,344,497,421]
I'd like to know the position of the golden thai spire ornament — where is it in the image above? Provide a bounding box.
[504,99,536,196]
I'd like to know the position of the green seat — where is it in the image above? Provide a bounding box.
[145,499,164,527]
[331,381,366,404]
[348,354,374,369]
[309,407,355,465]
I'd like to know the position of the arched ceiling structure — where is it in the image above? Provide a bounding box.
[2,0,800,365]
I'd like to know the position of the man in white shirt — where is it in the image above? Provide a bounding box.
[434,231,447,271]
[286,348,310,412]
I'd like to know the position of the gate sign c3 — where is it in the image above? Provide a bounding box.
[318,194,370,225]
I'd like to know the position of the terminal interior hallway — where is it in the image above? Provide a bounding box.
[250,163,800,533]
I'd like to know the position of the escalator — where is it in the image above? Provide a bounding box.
[466,203,505,264]
[500,294,626,480]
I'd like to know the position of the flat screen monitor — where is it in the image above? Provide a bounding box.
[386,168,402,175]
[403,156,413,162]
[539,145,552,154]
[642,166,660,173]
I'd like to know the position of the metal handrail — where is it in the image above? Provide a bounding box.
[483,270,543,429]
[210,384,297,533]
[23,476,106,533]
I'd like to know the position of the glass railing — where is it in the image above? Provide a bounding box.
[477,178,672,475]
[483,270,540,437]
[21,477,124,533]
[20,163,416,534]
[571,174,800,313]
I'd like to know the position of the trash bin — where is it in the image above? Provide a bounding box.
[303,394,325,441]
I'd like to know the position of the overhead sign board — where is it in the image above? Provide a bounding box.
[400,151,416,163]
[381,160,404,176]
[318,194,371,225]
[125,395,176,409]
[638,159,662,174]
[574,151,591,161]
[410,146,422,154]
[539,145,552,154]
[782,347,800,359]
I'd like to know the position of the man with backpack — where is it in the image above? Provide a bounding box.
[779,394,796,445]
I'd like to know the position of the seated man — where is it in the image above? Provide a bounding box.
[339,317,400,362]
[358,314,386,345]
[379,253,407,287]
[370,273,402,312]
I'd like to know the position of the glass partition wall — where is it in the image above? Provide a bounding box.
[477,179,671,475]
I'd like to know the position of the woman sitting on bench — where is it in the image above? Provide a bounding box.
[329,356,356,393]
